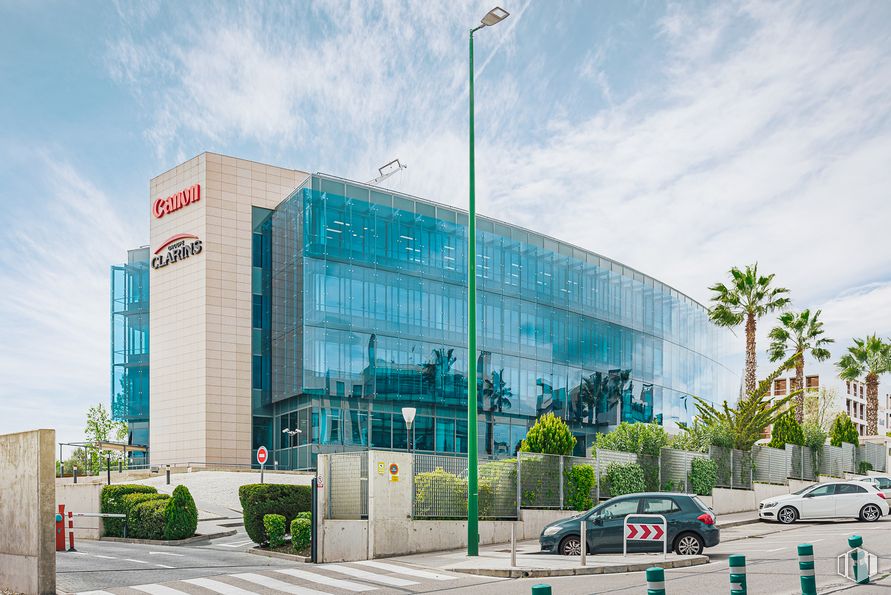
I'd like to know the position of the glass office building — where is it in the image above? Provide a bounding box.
[110,246,151,463]
[254,174,737,468]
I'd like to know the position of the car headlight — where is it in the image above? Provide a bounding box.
[762,501,777,508]
[543,526,562,536]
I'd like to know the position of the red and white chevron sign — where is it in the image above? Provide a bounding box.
[625,523,665,541]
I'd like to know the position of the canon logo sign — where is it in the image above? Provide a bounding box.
[153,184,201,218]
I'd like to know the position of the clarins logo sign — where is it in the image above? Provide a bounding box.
[153,183,200,218]
[152,233,203,269]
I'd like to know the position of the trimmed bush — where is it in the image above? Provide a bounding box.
[296,511,312,521]
[263,514,286,548]
[163,485,198,541]
[239,484,312,544]
[768,411,804,449]
[414,468,466,518]
[690,457,717,496]
[604,462,646,497]
[859,461,874,475]
[101,484,158,537]
[519,413,576,455]
[291,517,312,552]
[830,413,859,447]
[564,464,596,511]
[130,499,167,540]
[122,493,170,537]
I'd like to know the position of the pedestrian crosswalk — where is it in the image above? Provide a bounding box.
[74,560,464,595]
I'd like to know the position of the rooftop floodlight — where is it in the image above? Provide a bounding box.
[480,6,509,26]
[401,407,417,429]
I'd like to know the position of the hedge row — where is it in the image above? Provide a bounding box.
[100,484,198,540]
[239,484,312,544]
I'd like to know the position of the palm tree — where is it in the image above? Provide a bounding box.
[767,309,833,423]
[708,263,790,396]
[836,335,891,436]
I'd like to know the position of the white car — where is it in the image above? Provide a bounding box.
[857,476,891,499]
[759,481,889,524]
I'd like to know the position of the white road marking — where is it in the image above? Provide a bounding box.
[231,573,330,594]
[322,564,418,587]
[213,540,255,548]
[154,564,175,568]
[184,577,261,594]
[93,555,117,560]
[124,558,151,565]
[130,585,190,595]
[274,568,376,591]
[75,591,115,595]
[149,551,185,557]
[355,560,455,581]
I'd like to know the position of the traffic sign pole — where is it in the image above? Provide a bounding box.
[257,446,269,484]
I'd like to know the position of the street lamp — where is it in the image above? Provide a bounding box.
[467,5,509,558]
[401,407,417,454]
[282,428,302,469]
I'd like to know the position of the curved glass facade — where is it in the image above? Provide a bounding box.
[264,174,737,467]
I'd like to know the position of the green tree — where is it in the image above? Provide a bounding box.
[768,309,833,423]
[708,263,790,396]
[84,403,128,473]
[519,412,576,456]
[829,413,860,447]
[768,410,804,449]
[685,353,799,451]
[670,419,732,452]
[836,335,891,436]
[592,422,670,456]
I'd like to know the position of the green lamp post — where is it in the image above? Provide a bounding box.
[467,5,509,557]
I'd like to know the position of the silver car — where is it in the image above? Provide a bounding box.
[857,476,891,499]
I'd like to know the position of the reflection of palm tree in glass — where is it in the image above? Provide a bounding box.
[483,369,512,455]
[579,374,599,424]
[421,348,456,401]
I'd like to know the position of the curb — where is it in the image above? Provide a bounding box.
[247,547,310,562]
[717,518,763,530]
[447,555,709,578]
[100,529,236,546]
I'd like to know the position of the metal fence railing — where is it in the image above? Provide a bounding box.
[327,451,368,519]
[820,445,847,478]
[594,449,638,500]
[660,448,709,493]
[412,453,518,520]
[858,442,887,472]
[517,453,598,510]
[710,446,753,490]
[753,445,788,485]
[786,445,817,481]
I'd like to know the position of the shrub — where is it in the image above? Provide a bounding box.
[122,493,169,536]
[479,459,517,518]
[101,484,158,537]
[690,458,717,496]
[263,514,286,548]
[768,411,804,449]
[564,464,595,511]
[296,511,312,521]
[829,413,859,447]
[414,468,467,518]
[593,422,670,456]
[163,485,198,540]
[291,517,312,552]
[859,461,874,475]
[519,413,576,455]
[130,499,167,540]
[604,462,646,497]
[239,484,312,544]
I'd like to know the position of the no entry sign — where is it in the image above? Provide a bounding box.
[257,446,269,466]
[625,523,665,541]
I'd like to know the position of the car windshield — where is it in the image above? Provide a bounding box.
[791,485,815,495]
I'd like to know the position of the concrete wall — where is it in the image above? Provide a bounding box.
[0,429,56,595]
[56,482,103,540]
[320,521,368,563]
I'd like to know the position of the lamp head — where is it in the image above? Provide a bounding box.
[401,407,417,428]
[481,6,509,26]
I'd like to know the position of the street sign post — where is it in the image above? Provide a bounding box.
[623,514,667,559]
[257,446,268,484]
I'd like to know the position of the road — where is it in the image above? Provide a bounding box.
[58,519,891,594]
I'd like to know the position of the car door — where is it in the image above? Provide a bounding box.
[588,497,641,552]
[835,483,869,517]
[633,496,681,552]
[798,484,836,519]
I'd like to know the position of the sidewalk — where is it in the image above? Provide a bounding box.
[382,539,708,578]
[715,509,762,529]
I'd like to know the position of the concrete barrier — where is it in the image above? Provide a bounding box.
[56,483,103,539]
[0,429,56,595]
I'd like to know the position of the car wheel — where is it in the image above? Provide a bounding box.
[860,504,882,522]
[559,535,582,556]
[777,506,798,524]
[674,532,704,556]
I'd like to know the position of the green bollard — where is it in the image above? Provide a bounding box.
[531,585,552,595]
[797,543,816,595]
[728,554,746,594]
[646,567,666,595]
[848,535,868,585]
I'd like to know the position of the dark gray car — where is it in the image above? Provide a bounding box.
[539,492,720,556]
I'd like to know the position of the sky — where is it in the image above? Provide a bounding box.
[1,0,890,447]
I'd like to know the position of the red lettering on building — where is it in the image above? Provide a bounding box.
[152,184,201,219]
